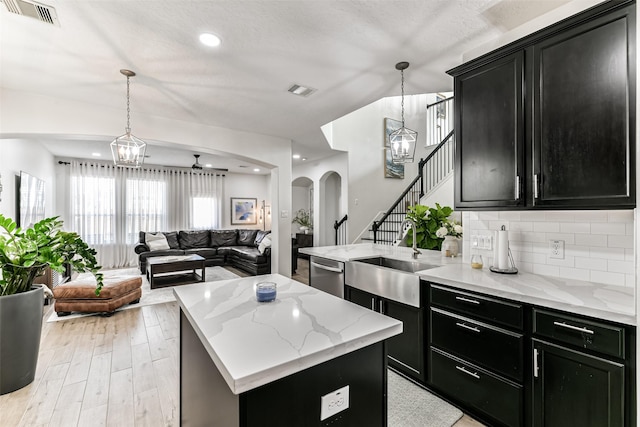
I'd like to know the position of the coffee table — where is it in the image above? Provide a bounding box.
[146,254,206,289]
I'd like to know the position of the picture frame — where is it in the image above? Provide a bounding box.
[383,118,404,179]
[231,197,257,225]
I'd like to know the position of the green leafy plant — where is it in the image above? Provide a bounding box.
[404,203,460,250]
[0,215,103,296]
[291,209,312,228]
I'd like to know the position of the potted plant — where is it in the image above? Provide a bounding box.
[292,209,312,233]
[404,203,462,252]
[0,214,103,395]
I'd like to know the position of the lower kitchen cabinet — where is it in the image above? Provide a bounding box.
[532,339,624,427]
[345,285,425,383]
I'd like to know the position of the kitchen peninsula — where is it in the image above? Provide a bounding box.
[174,273,402,426]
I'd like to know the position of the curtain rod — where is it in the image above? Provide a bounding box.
[57,161,226,177]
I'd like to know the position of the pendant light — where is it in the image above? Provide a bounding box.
[110,69,147,167]
[388,61,417,164]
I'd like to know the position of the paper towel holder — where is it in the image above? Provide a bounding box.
[490,225,518,274]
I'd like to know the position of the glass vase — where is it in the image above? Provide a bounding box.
[441,236,459,257]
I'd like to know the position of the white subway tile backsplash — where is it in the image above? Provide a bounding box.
[575,233,608,247]
[533,222,560,233]
[608,234,634,249]
[464,210,634,289]
[591,222,626,235]
[607,260,635,275]
[560,223,590,234]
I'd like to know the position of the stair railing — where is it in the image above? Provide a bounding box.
[372,129,454,244]
[334,214,348,245]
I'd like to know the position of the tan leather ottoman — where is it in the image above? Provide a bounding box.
[54,273,142,316]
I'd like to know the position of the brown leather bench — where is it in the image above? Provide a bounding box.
[53,273,142,316]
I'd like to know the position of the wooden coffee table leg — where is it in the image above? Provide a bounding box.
[201,262,205,282]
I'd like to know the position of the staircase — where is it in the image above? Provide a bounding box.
[365,97,455,245]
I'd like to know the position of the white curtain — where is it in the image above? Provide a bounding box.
[69,161,224,268]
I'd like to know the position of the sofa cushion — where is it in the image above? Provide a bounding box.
[216,246,235,255]
[163,231,180,249]
[145,232,170,251]
[179,230,210,249]
[229,246,267,263]
[237,229,258,246]
[254,230,270,247]
[211,230,237,247]
[184,248,218,259]
[258,234,272,254]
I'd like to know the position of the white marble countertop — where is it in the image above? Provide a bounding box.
[173,273,402,394]
[300,243,636,326]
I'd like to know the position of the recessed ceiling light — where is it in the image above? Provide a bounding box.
[288,84,316,97]
[253,168,260,172]
[199,33,221,47]
[205,163,212,168]
[302,157,307,161]
[292,154,301,159]
[92,152,101,157]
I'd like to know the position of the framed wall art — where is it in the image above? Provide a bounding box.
[231,197,257,225]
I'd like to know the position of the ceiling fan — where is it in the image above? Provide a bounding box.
[192,154,228,171]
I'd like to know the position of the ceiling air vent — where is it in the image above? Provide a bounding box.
[2,0,59,26]
[288,84,316,97]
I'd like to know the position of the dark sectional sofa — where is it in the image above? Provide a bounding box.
[134,229,271,276]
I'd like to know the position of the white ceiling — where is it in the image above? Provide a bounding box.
[0,0,572,168]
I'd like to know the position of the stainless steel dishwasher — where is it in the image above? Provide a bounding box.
[309,256,345,298]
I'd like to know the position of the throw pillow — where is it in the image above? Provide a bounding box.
[258,234,272,254]
[146,232,170,251]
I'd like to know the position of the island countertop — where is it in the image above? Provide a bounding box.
[173,273,402,395]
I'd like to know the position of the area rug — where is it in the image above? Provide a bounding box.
[388,370,463,427]
[46,266,240,323]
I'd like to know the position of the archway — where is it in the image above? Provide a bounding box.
[319,171,342,246]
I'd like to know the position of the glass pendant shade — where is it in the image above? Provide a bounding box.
[389,127,417,164]
[110,132,146,167]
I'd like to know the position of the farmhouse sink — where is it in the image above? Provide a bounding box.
[345,257,438,308]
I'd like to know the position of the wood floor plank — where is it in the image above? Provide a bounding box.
[153,357,179,426]
[78,403,108,427]
[131,342,156,395]
[134,388,165,427]
[19,362,70,426]
[82,351,112,410]
[146,324,171,361]
[141,304,160,328]
[107,368,135,427]
[48,380,86,427]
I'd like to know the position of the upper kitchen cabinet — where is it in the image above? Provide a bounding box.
[448,0,636,210]
[454,51,525,209]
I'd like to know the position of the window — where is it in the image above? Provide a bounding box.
[125,179,167,244]
[70,176,116,244]
[191,196,218,229]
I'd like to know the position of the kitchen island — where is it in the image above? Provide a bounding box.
[174,273,402,426]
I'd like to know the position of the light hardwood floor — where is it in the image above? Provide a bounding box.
[0,260,485,427]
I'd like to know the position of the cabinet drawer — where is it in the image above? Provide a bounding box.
[430,284,523,330]
[430,348,523,427]
[431,308,524,382]
[533,309,625,359]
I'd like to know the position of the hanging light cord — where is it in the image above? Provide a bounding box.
[126,76,131,134]
[400,68,405,127]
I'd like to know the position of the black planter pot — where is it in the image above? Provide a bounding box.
[0,285,44,395]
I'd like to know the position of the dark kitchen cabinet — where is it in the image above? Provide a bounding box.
[454,51,525,209]
[531,5,635,208]
[448,0,635,210]
[532,339,624,427]
[345,285,425,383]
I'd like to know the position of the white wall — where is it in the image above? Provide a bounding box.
[223,173,271,230]
[1,88,292,275]
[0,139,56,221]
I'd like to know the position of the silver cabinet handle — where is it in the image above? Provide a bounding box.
[533,348,539,378]
[515,175,520,200]
[553,321,594,335]
[456,322,481,333]
[370,298,376,311]
[310,261,343,273]
[379,299,384,313]
[534,174,539,199]
[455,296,480,305]
[455,365,480,379]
